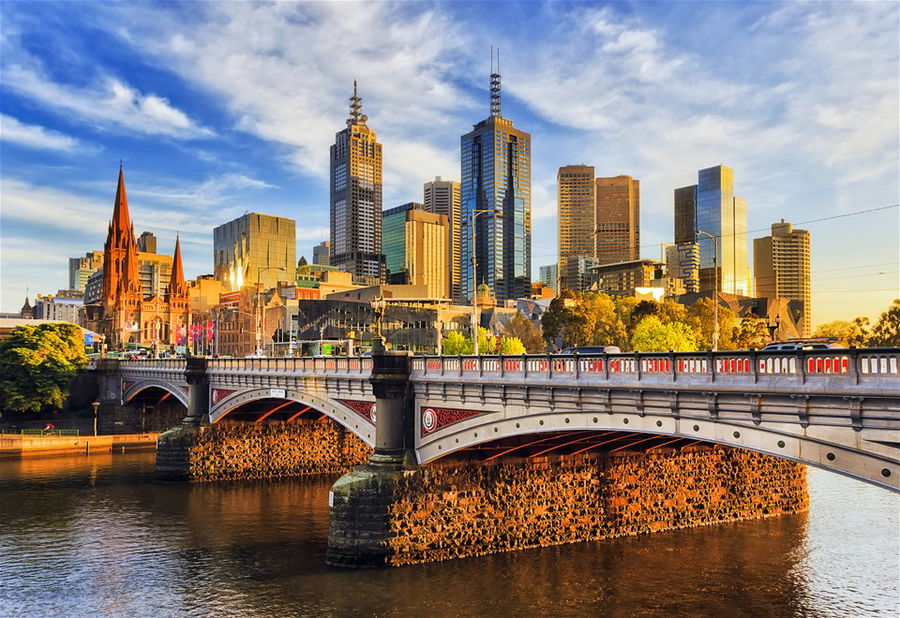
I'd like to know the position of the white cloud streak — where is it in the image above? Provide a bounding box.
[0,114,82,152]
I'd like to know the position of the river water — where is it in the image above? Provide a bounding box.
[0,452,896,617]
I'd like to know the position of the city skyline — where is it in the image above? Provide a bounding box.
[1,2,898,325]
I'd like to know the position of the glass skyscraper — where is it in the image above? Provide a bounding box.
[676,165,750,296]
[460,63,531,303]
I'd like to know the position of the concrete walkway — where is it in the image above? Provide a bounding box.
[0,433,159,457]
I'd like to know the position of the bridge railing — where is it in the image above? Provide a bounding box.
[207,356,373,375]
[120,359,187,372]
[411,348,900,384]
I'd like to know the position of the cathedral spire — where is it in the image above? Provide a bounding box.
[170,234,187,298]
[112,163,132,234]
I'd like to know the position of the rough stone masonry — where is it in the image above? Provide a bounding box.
[327,445,808,568]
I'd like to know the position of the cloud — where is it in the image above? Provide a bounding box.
[0,114,83,152]
[130,173,276,208]
[1,54,213,139]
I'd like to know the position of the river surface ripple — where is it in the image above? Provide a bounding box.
[0,452,897,617]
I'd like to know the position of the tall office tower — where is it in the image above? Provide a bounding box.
[539,264,558,294]
[313,241,331,266]
[665,243,700,293]
[424,176,462,302]
[557,165,595,291]
[382,202,450,298]
[754,220,811,335]
[213,213,296,291]
[675,165,750,295]
[68,250,105,291]
[330,81,385,283]
[460,53,532,303]
[595,175,640,265]
[137,231,157,253]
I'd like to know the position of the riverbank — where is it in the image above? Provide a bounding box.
[0,432,159,457]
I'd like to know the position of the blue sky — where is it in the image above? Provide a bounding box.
[1,1,897,325]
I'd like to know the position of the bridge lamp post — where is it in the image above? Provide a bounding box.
[256,266,286,356]
[470,208,501,356]
[696,230,719,352]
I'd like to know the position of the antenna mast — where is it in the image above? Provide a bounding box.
[490,46,501,118]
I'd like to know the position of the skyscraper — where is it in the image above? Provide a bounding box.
[675,165,750,295]
[424,176,461,303]
[595,175,640,265]
[382,202,450,298]
[754,220,811,335]
[539,264,558,294]
[330,81,385,283]
[460,54,531,303]
[69,250,104,291]
[313,241,331,266]
[557,165,595,291]
[213,213,296,291]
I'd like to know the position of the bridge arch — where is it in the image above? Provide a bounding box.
[415,407,898,492]
[210,388,376,448]
[122,379,188,408]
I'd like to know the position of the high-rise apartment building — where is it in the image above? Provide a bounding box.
[69,250,105,291]
[674,165,750,295]
[382,202,450,299]
[665,243,700,293]
[754,220,811,335]
[424,176,461,302]
[557,165,595,291]
[539,264,558,294]
[213,213,296,291]
[330,81,385,283]
[460,57,531,303]
[313,241,331,266]
[595,175,640,265]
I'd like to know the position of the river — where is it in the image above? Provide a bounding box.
[0,452,896,617]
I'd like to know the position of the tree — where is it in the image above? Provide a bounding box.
[868,299,900,347]
[630,316,698,353]
[541,289,585,349]
[498,336,526,355]
[732,316,771,350]
[0,323,87,414]
[577,293,629,349]
[686,297,737,350]
[503,312,545,353]
[477,327,498,354]
[814,320,869,347]
[441,331,472,355]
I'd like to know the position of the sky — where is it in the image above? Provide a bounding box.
[1,1,897,326]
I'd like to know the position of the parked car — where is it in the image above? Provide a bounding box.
[760,343,837,351]
[560,345,622,355]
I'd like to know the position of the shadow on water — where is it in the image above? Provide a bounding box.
[0,453,896,617]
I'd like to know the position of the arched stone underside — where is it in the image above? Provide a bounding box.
[415,398,899,492]
[122,379,188,408]
[210,388,376,448]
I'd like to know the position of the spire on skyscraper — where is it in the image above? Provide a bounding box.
[349,80,363,125]
[490,46,501,118]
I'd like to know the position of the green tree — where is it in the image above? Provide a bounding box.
[630,316,698,353]
[541,289,585,348]
[814,320,869,347]
[477,327,498,354]
[498,336,526,355]
[0,323,87,414]
[578,292,629,349]
[868,299,900,347]
[441,331,473,355]
[732,316,771,350]
[503,312,545,353]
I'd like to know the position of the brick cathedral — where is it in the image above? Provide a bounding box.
[85,165,189,349]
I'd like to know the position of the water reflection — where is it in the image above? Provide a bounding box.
[0,453,896,617]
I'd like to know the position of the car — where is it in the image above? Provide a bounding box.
[760,343,837,351]
[560,345,621,355]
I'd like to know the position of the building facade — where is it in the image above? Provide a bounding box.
[213,213,296,292]
[460,64,531,304]
[33,291,84,325]
[557,165,596,291]
[383,203,450,299]
[424,176,462,303]
[591,259,663,296]
[675,165,750,296]
[754,220,811,336]
[665,243,700,294]
[84,166,189,349]
[330,81,385,283]
[595,175,640,265]
[69,251,105,292]
[313,241,331,266]
[538,264,558,295]
[564,255,599,293]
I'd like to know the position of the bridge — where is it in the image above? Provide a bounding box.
[97,347,900,491]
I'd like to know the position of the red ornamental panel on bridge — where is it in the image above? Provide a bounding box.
[212,389,235,405]
[421,407,490,434]
[122,381,134,391]
[338,400,376,423]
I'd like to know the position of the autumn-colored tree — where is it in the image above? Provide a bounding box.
[0,323,87,414]
[732,316,772,350]
[577,293,629,349]
[498,336,526,355]
[686,297,737,350]
[814,320,868,347]
[503,312,545,353]
[441,331,473,355]
[630,316,698,352]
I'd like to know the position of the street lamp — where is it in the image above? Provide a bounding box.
[696,230,719,351]
[256,266,286,356]
[470,208,500,356]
